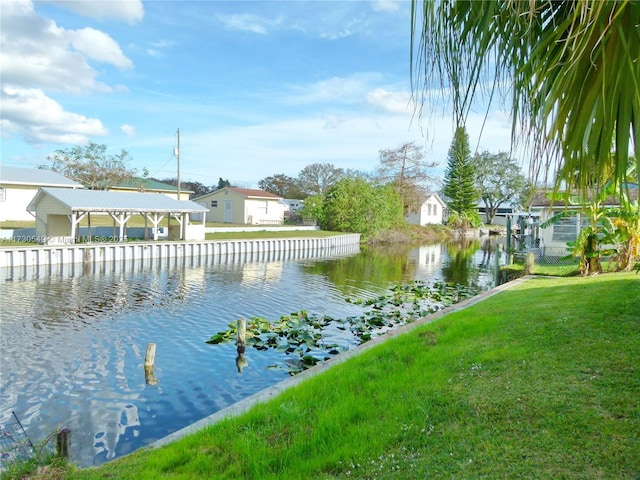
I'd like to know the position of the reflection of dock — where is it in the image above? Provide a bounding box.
[0,236,362,282]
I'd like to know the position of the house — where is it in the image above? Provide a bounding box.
[407,193,446,226]
[282,199,304,213]
[194,187,286,225]
[27,187,208,244]
[108,178,193,200]
[281,198,305,220]
[0,166,82,222]
[528,188,639,250]
[477,205,516,226]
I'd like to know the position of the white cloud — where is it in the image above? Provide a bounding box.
[217,14,282,35]
[1,86,108,144]
[0,0,132,93]
[0,0,132,147]
[371,0,402,12]
[366,88,413,114]
[165,107,518,187]
[42,0,144,24]
[70,27,133,69]
[287,73,383,105]
[319,28,353,40]
[121,124,136,137]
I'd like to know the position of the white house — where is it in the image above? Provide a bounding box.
[194,187,286,225]
[407,193,447,226]
[0,166,82,222]
[528,188,639,250]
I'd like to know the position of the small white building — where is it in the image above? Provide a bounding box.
[194,187,286,225]
[0,166,82,222]
[407,193,447,226]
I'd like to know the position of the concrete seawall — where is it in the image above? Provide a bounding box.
[0,234,361,273]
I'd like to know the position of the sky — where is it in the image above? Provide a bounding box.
[1,0,516,189]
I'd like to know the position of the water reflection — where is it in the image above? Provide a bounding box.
[0,241,502,467]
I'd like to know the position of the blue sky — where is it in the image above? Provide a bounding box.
[1,0,515,189]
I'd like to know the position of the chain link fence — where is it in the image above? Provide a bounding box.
[0,411,36,472]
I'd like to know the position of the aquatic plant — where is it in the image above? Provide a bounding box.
[206,281,478,374]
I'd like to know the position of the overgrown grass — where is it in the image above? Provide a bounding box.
[56,272,639,480]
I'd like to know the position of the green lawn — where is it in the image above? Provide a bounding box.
[49,272,639,480]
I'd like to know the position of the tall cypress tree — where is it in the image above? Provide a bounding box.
[442,126,478,223]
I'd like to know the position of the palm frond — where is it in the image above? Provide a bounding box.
[410,0,639,196]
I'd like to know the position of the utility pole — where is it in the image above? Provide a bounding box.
[176,128,181,199]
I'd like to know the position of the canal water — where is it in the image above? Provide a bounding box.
[0,237,504,467]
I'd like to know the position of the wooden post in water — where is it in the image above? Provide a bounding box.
[56,428,71,460]
[144,343,158,386]
[236,319,248,373]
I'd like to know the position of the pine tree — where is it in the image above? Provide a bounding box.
[442,127,479,228]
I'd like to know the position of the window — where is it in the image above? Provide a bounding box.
[210,200,218,208]
[0,187,5,202]
[551,214,589,242]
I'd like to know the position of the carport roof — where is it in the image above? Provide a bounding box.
[27,187,208,214]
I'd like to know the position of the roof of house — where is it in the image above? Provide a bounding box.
[111,178,194,193]
[530,189,638,207]
[193,187,282,201]
[425,192,447,206]
[227,187,282,199]
[27,187,208,213]
[0,166,82,188]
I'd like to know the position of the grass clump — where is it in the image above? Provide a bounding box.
[62,272,639,480]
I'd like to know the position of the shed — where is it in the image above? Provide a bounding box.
[194,187,286,225]
[27,187,208,244]
[407,193,447,226]
[0,166,82,222]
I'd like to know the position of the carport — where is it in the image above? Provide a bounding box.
[27,187,208,244]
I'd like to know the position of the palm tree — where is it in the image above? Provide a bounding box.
[410,0,639,197]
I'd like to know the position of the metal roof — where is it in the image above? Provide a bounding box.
[112,178,194,193]
[0,166,82,187]
[28,187,208,213]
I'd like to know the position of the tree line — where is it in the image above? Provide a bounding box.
[39,136,533,239]
[40,142,231,196]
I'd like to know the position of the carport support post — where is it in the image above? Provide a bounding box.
[87,212,91,243]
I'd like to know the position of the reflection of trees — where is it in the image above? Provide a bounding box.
[302,243,418,295]
[442,239,481,287]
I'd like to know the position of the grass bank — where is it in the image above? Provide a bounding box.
[48,272,638,479]
[204,230,342,240]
